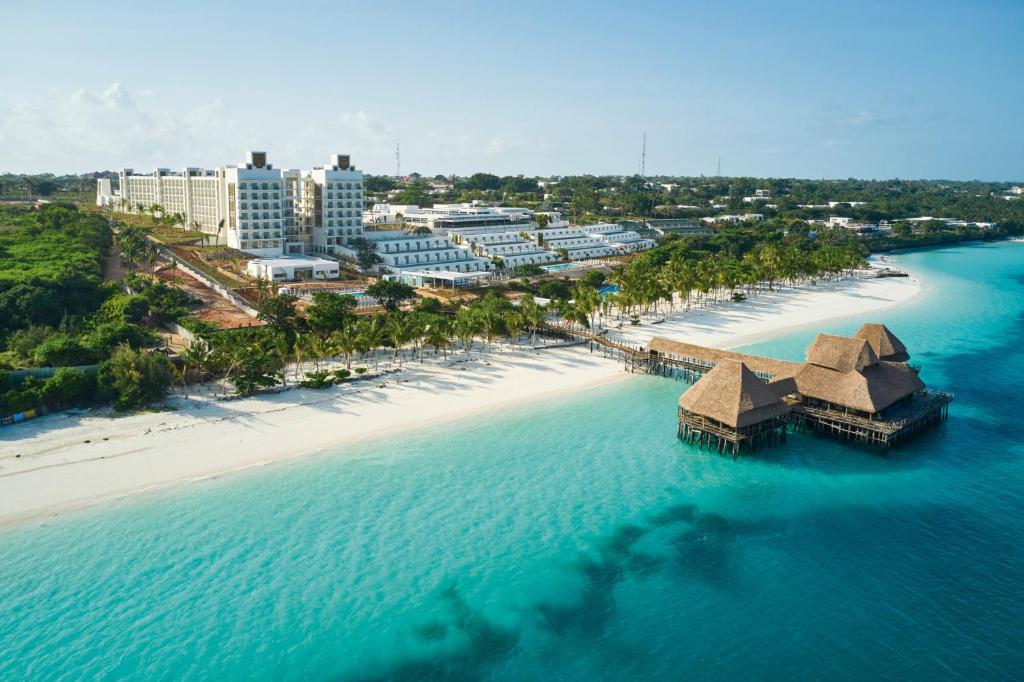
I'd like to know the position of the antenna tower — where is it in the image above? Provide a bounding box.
[395,142,401,179]
[717,156,722,177]
[640,132,647,176]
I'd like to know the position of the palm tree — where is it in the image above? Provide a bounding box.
[358,316,386,368]
[518,294,546,346]
[423,317,452,359]
[331,326,359,369]
[505,309,525,347]
[453,308,480,355]
[180,339,212,398]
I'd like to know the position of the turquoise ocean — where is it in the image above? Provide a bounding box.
[2,242,1023,680]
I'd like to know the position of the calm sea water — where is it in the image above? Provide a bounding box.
[2,243,1023,681]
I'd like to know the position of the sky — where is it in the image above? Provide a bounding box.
[1,0,1022,180]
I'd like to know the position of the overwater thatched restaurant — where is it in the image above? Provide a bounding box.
[662,323,953,454]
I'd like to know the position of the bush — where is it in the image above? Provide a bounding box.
[580,270,606,288]
[511,264,544,277]
[84,321,157,355]
[354,367,367,375]
[1,377,42,414]
[98,293,150,324]
[7,325,55,360]
[300,370,334,389]
[332,368,352,383]
[537,280,571,301]
[176,316,218,336]
[32,333,92,367]
[40,367,96,409]
[97,345,173,411]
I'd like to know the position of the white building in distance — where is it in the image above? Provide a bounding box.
[98,151,364,258]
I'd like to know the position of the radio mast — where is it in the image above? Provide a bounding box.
[395,142,401,179]
[640,132,647,177]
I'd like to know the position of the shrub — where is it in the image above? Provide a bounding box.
[300,370,334,389]
[32,333,92,367]
[86,321,157,352]
[40,367,96,409]
[97,345,173,411]
[332,368,352,383]
[98,293,150,324]
[7,325,55,360]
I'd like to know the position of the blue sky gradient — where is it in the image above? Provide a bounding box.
[1,0,1021,179]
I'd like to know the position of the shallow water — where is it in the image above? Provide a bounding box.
[1,242,1022,680]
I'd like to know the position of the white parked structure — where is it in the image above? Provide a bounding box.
[98,151,364,258]
[246,256,341,281]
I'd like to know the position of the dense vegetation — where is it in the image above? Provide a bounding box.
[0,205,176,415]
[0,173,110,202]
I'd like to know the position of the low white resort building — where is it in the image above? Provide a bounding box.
[97,151,364,258]
[354,203,656,276]
[246,255,341,281]
[354,231,492,275]
[457,231,559,269]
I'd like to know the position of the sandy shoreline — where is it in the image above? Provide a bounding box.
[0,265,922,529]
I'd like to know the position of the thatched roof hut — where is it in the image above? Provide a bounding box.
[679,359,790,428]
[774,332,923,414]
[855,323,910,362]
[804,333,879,373]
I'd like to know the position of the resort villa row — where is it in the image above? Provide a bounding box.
[98,151,365,257]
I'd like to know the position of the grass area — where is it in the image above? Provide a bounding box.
[167,246,245,289]
[151,224,206,246]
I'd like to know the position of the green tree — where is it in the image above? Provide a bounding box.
[305,292,357,335]
[97,344,174,410]
[365,279,416,312]
[257,294,299,339]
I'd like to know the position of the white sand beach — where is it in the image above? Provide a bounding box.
[0,267,922,528]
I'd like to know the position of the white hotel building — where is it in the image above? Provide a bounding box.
[98,152,364,258]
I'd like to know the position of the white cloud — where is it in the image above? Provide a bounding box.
[837,111,876,127]
[0,83,258,172]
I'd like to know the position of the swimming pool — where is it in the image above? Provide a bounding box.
[541,263,579,272]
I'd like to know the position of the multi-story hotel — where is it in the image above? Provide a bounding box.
[97,152,364,258]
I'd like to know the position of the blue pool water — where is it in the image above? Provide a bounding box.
[599,283,620,295]
[542,263,579,272]
[2,242,1023,680]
